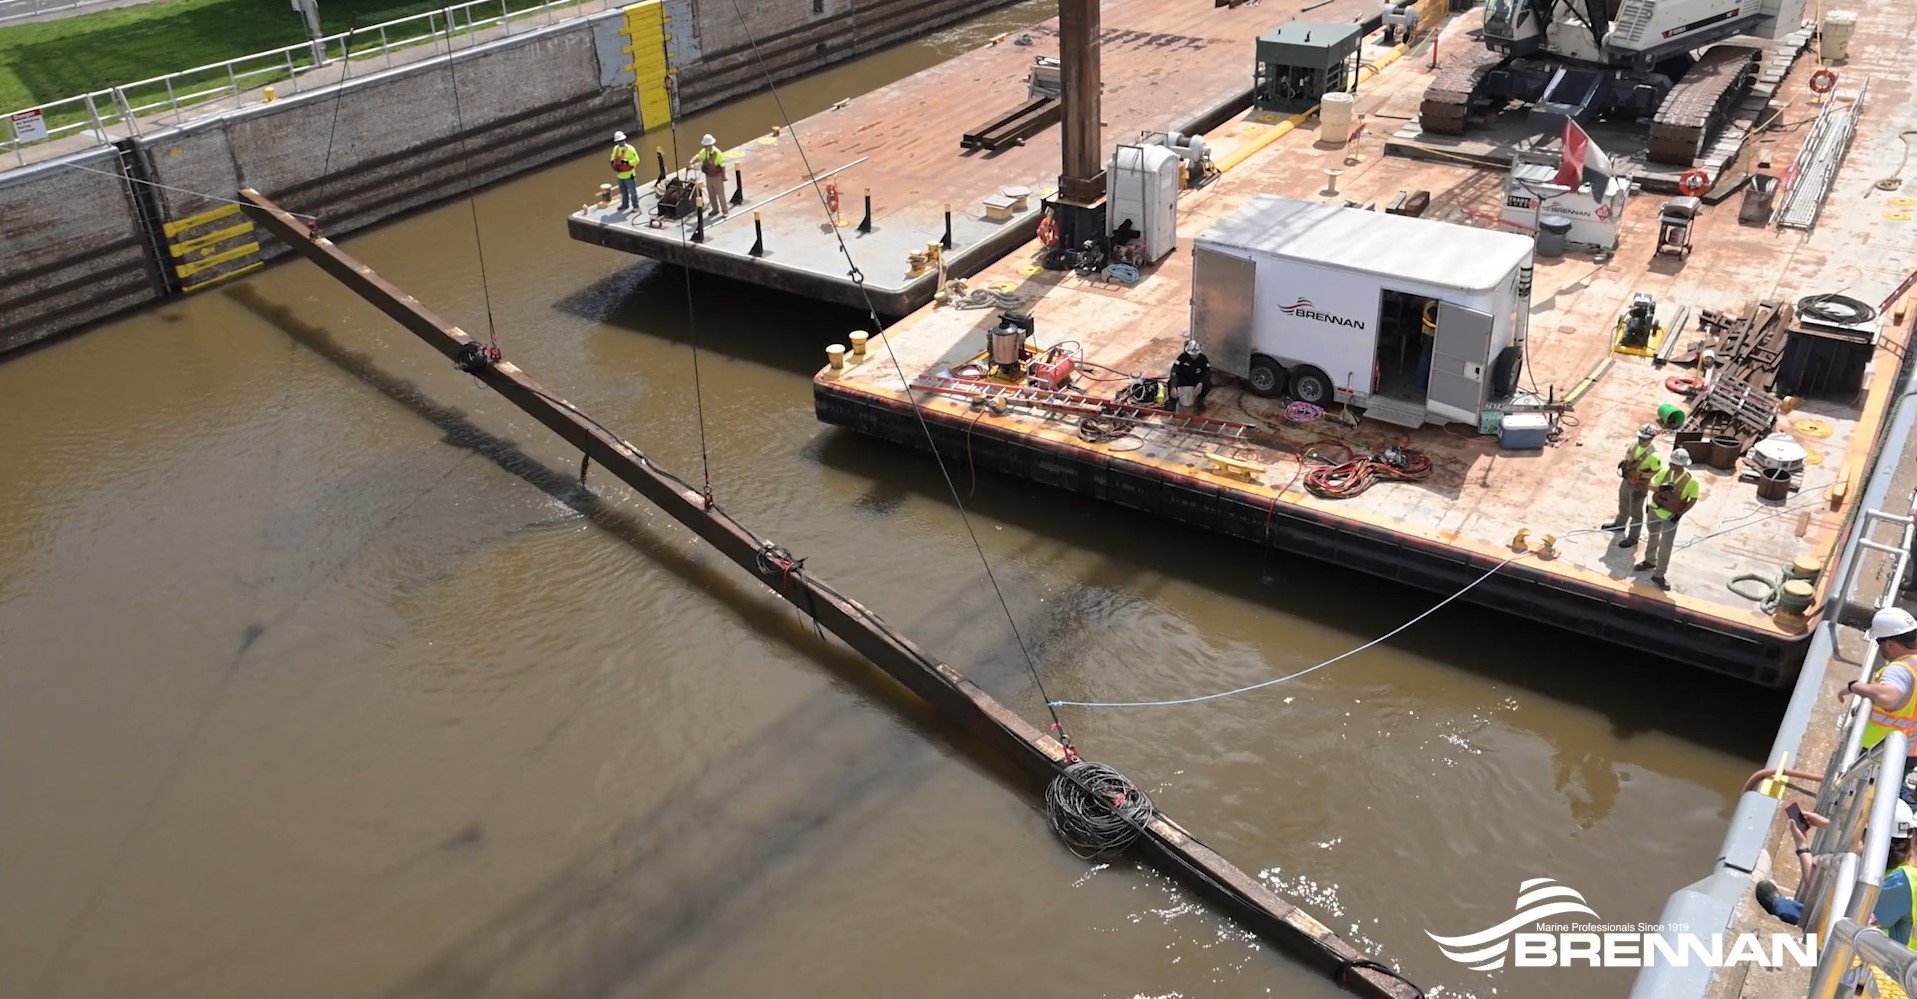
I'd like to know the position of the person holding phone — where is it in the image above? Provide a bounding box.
[1756,799,1917,949]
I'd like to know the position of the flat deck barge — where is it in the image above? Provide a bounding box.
[814,18,1917,687]
[566,0,1386,314]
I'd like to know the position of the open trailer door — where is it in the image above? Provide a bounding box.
[1428,301,1492,421]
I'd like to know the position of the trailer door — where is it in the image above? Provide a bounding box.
[1192,248,1257,376]
[1429,301,1493,418]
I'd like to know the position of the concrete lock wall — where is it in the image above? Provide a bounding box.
[0,0,1023,355]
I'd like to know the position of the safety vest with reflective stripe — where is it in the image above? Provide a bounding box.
[1862,654,1917,756]
[1896,862,1917,948]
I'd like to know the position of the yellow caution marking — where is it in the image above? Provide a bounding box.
[1886,211,1913,222]
[622,0,672,132]
[168,221,254,257]
[179,262,264,294]
[161,203,241,237]
[173,242,260,279]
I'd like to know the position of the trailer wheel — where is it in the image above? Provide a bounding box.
[1289,366,1333,406]
[1246,356,1287,397]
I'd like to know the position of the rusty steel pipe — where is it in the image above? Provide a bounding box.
[236,188,1422,999]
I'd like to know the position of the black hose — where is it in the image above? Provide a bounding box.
[1796,293,1877,326]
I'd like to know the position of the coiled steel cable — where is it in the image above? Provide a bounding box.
[1045,762,1155,859]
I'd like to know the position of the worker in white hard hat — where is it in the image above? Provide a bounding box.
[691,134,729,218]
[1167,339,1211,412]
[1601,423,1663,550]
[1757,797,1917,948]
[1842,607,1917,790]
[1635,447,1701,591]
[609,130,640,213]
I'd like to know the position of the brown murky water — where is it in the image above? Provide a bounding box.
[0,6,1790,997]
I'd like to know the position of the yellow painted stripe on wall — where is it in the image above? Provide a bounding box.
[622,0,673,132]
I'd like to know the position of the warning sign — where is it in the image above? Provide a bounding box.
[10,108,47,143]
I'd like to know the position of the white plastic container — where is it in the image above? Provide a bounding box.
[1320,92,1356,144]
[1820,10,1857,61]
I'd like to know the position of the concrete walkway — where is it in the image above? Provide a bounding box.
[1,0,614,173]
[0,0,173,27]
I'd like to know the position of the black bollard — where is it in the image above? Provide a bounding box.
[942,202,953,249]
[692,202,705,244]
[749,212,764,257]
[731,166,745,206]
[654,148,667,184]
[857,187,872,233]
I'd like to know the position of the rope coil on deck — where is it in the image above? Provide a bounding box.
[1046,761,1155,859]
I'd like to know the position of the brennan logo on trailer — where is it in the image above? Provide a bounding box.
[1277,298,1364,329]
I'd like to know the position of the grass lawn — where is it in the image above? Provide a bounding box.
[0,0,479,116]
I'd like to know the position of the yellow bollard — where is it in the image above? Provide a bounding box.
[849,331,869,357]
[1537,534,1559,560]
[825,344,846,372]
[1509,528,1530,551]
[263,86,278,103]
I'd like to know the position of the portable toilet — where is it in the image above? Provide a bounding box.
[1107,143,1181,263]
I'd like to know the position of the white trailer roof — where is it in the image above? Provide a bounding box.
[1194,195,1534,292]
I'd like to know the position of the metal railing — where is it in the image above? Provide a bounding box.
[1809,502,1917,823]
[0,0,124,25]
[1814,918,1917,996]
[1800,730,1914,995]
[1,0,614,166]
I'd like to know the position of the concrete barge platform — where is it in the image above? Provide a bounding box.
[813,21,1917,687]
[566,0,1393,314]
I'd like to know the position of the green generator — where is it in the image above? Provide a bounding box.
[1253,21,1363,114]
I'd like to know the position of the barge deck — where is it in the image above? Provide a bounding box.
[814,20,1917,687]
[566,0,1390,314]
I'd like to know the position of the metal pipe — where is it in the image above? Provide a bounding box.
[236,187,1423,999]
[705,155,869,231]
[1055,0,1102,202]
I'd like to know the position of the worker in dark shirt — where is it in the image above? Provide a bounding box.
[1168,339,1211,412]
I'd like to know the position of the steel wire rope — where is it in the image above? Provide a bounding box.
[438,10,499,350]
[57,162,320,219]
[320,19,361,180]
[1052,485,1842,709]
[663,81,714,499]
[715,0,1068,742]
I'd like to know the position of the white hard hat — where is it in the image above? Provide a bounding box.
[701,134,716,146]
[1897,799,1916,839]
[1869,607,1917,642]
[613,130,626,141]
[1637,423,1658,440]
[1670,448,1693,467]
[1184,339,1202,355]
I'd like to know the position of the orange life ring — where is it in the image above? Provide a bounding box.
[1678,169,1711,196]
[1809,69,1838,94]
[1665,375,1703,396]
[824,182,841,217]
[1036,214,1059,249]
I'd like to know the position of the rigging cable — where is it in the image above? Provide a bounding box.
[439,9,500,353]
[58,162,318,219]
[320,19,361,181]
[664,75,714,502]
[1052,483,1841,709]
[716,0,1069,746]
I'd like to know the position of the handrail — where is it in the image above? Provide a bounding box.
[1813,919,1917,995]
[2,0,613,166]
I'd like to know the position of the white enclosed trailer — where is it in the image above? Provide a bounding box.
[1190,196,1535,428]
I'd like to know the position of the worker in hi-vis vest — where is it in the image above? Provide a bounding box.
[1757,796,1917,947]
[1602,423,1663,550]
[1844,607,1917,803]
[1634,447,1700,590]
[692,134,728,218]
[610,131,640,213]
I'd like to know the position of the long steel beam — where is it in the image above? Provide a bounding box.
[236,188,1421,999]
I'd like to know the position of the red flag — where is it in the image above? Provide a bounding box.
[1554,117,1587,190]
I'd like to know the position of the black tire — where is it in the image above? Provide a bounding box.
[1290,365,1333,405]
[1246,356,1287,398]
[1492,345,1523,398]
